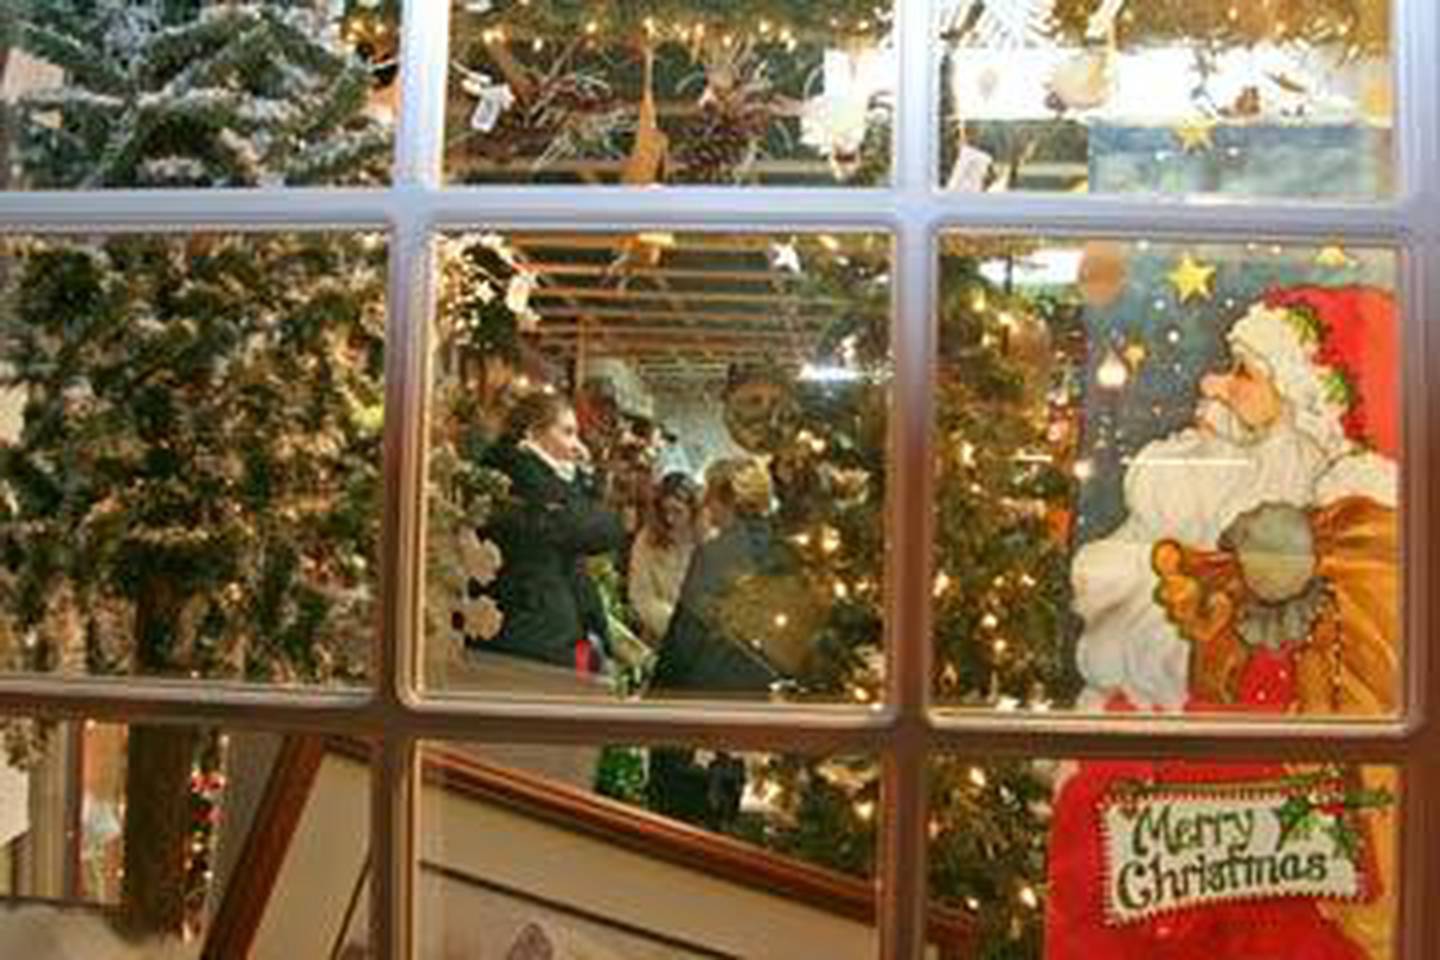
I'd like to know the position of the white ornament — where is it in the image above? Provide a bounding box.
[455,66,515,133]
[457,595,504,642]
[770,241,803,274]
[463,0,495,13]
[1047,47,1114,111]
[800,48,893,179]
[460,535,503,587]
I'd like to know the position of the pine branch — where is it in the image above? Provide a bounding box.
[283,128,390,186]
[18,20,128,95]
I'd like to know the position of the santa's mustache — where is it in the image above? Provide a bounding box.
[1196,397,1263,447]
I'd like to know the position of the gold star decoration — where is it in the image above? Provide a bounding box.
[1167,253,1217,304]
[1123,341,1148,369]
[1315,245,1357,270]
[1174,116,1218,153]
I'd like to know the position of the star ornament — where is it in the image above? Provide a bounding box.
[770,241,803,274]
[1167,253,1217,304]
[1174,116,1218,153]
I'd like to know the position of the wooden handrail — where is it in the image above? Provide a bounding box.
[201,735,327,960]
[361,741,976,958]
[209,736,976,959]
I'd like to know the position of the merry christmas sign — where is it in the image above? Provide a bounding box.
[1100,781,1379,925]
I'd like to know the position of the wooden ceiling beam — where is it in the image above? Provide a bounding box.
[531,285,840,307]
[534,306,826,325]
[526,262,795,285]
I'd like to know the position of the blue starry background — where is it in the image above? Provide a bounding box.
[1068,240,1397,544]
[1089,124,1394,200]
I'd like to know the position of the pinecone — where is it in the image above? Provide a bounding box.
[677,97,774,183]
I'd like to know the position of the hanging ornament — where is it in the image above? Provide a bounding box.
[769,241,803,274]
[944,0,1056,49]
[799,47,892,181]
[1167,253,1217,303]
[1047,47,1113,112]
[1076,240,1129,307]
[676,37,776,183]
[455,65,517,133]
[620,41,669,185]
[1046,0,1120,113]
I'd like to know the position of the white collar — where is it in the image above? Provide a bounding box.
[520,439,578,483]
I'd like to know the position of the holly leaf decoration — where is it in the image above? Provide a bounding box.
[1274,794,1321,851]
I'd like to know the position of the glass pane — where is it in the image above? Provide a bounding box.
[932,237,1400,718]
[405,741,896,959]
[0,717,370,955]
[928,753,1399,959]
[424,230,890,705]
[0,232,386,686]
[937,1,1393,198]
[1,1,398,189]
[445,2,895,185]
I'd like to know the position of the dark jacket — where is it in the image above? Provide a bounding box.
[481,443,626,668]
[650,516,783,694]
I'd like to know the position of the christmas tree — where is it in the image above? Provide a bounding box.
[704,238,1083,957]
[0,0,389,934]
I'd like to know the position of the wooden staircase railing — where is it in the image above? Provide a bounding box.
[206,736,978,960]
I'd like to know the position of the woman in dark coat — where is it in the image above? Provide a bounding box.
[480,392,626,673]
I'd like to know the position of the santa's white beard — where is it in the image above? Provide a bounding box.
[1072,410,1326,710]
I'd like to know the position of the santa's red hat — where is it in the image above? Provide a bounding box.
[1226,285,1398,461]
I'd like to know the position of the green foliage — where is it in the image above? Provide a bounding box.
[15,0,390,188]
[0,232,387,681]
[0,2,392,684]
[594,745,649,805]
[454,0,888,39]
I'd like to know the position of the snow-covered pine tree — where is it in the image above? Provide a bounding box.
[0,0,390,934]
[15,0,390,188]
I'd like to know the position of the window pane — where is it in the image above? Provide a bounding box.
[0,232,386,686]
[932,236,1401,718]
[0,717,370,955]
[2,1,398,189]
[424,230,890,705]
[406,741,899,959]
[445,2,895,186]
[929,753,1399,960]
[938,1,1393,198]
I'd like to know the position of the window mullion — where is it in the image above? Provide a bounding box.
[879,2,939,959]
[378,1,451,951]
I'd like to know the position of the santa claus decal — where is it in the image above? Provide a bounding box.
[1049,286,1399,960]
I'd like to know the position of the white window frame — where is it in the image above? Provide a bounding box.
[0,2,1436,957]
